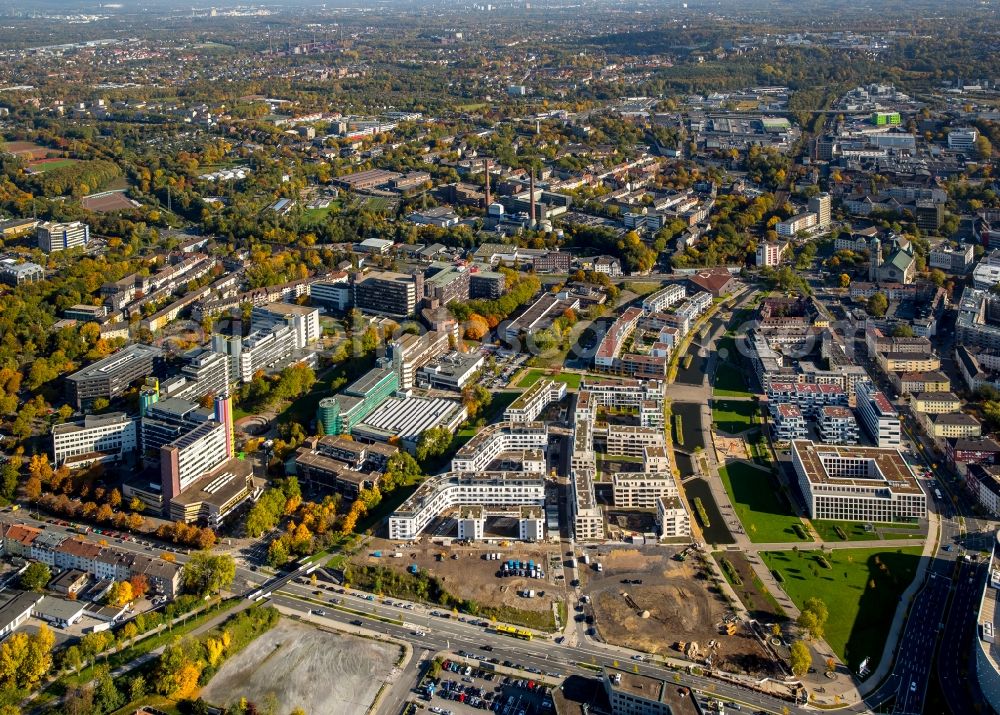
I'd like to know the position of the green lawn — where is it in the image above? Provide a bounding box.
[718,462,806,543]
[515,369,582,389]
[713,363,752,398]
[761,546,923,672]
[811,520,924,542]
[28,158,80,172]
[712,399,757,434]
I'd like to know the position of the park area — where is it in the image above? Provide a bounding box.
[711,399,757,435]
[761,546,922,672]
[810,519,924,542]
[718,462,807,543]
[201,618,400,715]
[712,337,752,398]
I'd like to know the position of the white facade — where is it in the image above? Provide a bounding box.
[52,413,137,466]
[656,497,691,539]
[855,381,901,447]
[37,221,89,253]
[776,211,818,237]
[251,303,321,349]
[791,440,926,522]
[756,242,784,267]
[948,127,979,152]
[641,284,686,313]
[504,379,567,422]
[818,406,860,444]
[451,422,548,472]
[612,472,681,509]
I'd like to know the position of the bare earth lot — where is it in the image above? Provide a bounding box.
[585,548,781,676]
[358,536,566,615]
[201,619,399,715]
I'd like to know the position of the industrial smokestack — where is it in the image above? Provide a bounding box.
[529,169,536,229]
[484,158,491,208]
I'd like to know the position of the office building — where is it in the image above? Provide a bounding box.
[310,279,352,311]
[791,440,926,522]
[948,127,979,152]
[930,244,975,274]
[51,413,137,468]
[37,221,89,254]
[251,303,320,349]
[316,366,399,436]
[160,348,230,403]
[212,325,299,383]
[65,344,163,409]
[353,396,467,453]
[817,406,860,444]
[423,264,470,305]
[391,330,450,390]
[417,351,484,391]
[503,292,580,342]
[602,666,701,715]
[469,269,506,299]
[0,259,43,286]
[353,270,420,317]
[855,381,901,447]
[294,435,397,499]
[974,536,1000,714]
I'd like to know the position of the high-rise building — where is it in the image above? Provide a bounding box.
[353,270,420,317]
[755,242,785,267]
[391,330,450,390]
[250,303,321,349]
[37,221,89,254]
[809,192,831,229]
[65,344,163,409]
[855,380,902,447]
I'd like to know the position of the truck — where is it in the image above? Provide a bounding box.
[596,563,603,572]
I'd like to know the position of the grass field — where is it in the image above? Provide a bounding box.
[712,399,757,434]
[811,520,923,542]
[352,196,395,213]
[718,462,806,543]
[761,546,923,672]
[713,363,752,398]
[27,158,79,172]
[516,369,582,389]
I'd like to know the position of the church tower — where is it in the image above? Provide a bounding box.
[869,236,882,282]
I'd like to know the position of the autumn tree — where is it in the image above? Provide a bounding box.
[182,553,236,596]
[20,562,51,592]
[789,640,811,676]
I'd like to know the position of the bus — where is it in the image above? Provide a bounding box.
[494,624,533,640]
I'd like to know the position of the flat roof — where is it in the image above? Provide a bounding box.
[603,667,699,715]
[792,439,921,493]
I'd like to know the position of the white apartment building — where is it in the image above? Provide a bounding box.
[656,496,692,539]
[777,211,818,237]
[51,413,137,467]
[579,378,665,410]
[641,284,686,313]
[388,473,545,540]
[771,403,808,441]
[809,193,832,229]
[792,440,926,522]
[818,406,860,444]
[251,303,321,349]
[855,381,902,447]
[570,417,604,540]
[503,379,567,422]
[756,242,785,267]
[766,382,849,415]
[675,291,712,325]
[451,422,549,472]
[604,424,664,458]
[612,472,681,509]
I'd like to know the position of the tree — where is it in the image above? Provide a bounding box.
[128,574,150,599]
[789,640,811,676]
[891,325,914,338]
[797,596,829,640]
[976,134,993,161]
[106,580,134,607]
[866,292,888,318]
[838,273,851,289]
[20,562,51,592]
[182,553,235,596]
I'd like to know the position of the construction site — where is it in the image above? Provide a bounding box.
[581,546,785,677]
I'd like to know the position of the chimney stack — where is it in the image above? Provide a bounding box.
[484,158,491,208]
[529,169,536,228]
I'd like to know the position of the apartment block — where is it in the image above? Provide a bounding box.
[353,270,420,317]
[771,403,808,441]
[504,379,567,422]
[817,406,860,445]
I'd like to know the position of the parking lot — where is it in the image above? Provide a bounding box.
[422,657,556,715]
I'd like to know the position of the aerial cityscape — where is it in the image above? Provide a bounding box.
[0,0,996,713]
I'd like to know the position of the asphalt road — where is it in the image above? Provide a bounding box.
[937,560,990,715]
[267,576,812,715]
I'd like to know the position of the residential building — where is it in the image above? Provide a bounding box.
[65,344,163,409]
[504,379,567,422]
[772,403,808,441]
[612,472,682,509]
[924,412,982,439]
[756,241,785,267]
[855,381,901,447]
[949,437,1000,468]
[809,193,832,229]
[912,392,962,415]
[818,406,860,444]
[251,303,321,349]
[791,440,926,522]
[51,413,137,467]
[930,244,975,274]
[974,251,1000,291]
[777,211,817,237]
[641,284,686,313]
[37,220,89,253]
[894,370,950,395]
[656,496,691,539]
